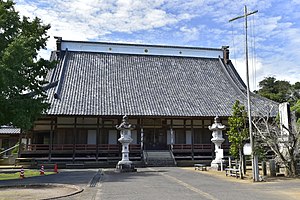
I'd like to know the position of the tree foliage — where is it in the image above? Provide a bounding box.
[291,100,300,124]
[227,100,249,158]
[257,76,300,123]
[257,77,300,105]
[0,0,53,130]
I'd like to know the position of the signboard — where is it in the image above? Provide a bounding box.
[243,143,251,155]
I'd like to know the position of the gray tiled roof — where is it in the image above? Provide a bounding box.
[45,51,278,117]
[0,126,21,134]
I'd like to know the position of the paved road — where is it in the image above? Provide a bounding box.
[1,167,299,200]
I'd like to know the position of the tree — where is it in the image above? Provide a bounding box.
[253,106,300,177]
[291,100,300,124]
[0,0,53,130]
[257,77,291,103]
[257,76,300,123]
[227,100,249,178]
[294,82,300,90]
[257,77,300,106]
[291,82,300,101]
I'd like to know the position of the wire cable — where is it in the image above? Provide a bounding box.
[231,24,237,67]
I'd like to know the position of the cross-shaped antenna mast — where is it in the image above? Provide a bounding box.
[229,5,259,182]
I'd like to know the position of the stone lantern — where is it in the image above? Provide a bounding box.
[116,115,136,172]
[209,116,226,170]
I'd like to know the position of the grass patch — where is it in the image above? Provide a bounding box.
[0,170,55,180]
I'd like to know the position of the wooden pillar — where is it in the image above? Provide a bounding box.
[170,119,174,151]
[48,117,54,162]
[117,117,122,157]
[210,119,214,158]
[140,118,144,159]
[96,117,100,162]
[191,120,194,160]
[139,118,142,147]
[25,133,29,150]
[72,117,77,163]
[54,117,57,158]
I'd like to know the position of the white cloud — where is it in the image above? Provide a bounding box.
[231,57,263,91]
[233,51,300,91]
[176,26,200,42]
[292,0,300,5]
[14,0,188,41]
[13,0,300,88]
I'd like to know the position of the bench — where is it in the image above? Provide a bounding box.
[194,164,207,171]
[225,168,240,178]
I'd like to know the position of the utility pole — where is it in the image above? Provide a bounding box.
[229,5,259,182]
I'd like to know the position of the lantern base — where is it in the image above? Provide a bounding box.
[211,159,225,171]
[116,163,137,173]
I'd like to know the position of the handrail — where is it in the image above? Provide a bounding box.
[170,150,177,166]
[25,143,227,152]
[172,144,213,150]
[143,150,148,164]
[26,144,122,152]
[0,144,19,155]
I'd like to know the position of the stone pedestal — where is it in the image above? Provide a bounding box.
[209,116,226,170]
[115,115,136,172]
[116,163,137,172]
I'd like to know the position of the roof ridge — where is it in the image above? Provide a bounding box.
[218,57,247,99]
[218,57,278,116]
[54,49,69,99]
[60,39,222,51]
[226,60,247,90]
[58,40,224,58]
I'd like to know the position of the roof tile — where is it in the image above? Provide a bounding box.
[45,52,277,117]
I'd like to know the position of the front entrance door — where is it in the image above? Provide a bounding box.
[144,128,167,150]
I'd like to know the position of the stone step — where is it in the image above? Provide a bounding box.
[147,157,174,161]
[146,151,173,157]
[147,152,172,155]
[147,155,172,158]
[144,150,176,167]
[146,160,176,167]
[147,155,173,159]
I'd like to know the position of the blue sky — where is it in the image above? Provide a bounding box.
[14,0,300,90]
